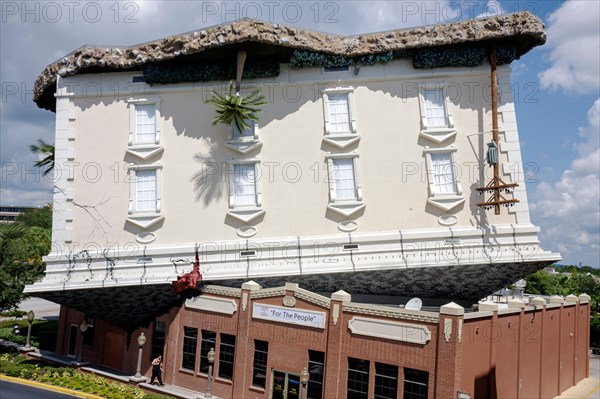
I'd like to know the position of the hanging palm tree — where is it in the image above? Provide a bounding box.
[205,50,266,132]
[29,139,55,176]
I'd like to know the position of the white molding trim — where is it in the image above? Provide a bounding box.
[418,83,457,143]
[225,121,263,154]
[348,316,431,344]
[325,152,365,217]
[226,158,264,223]
[185,295,237,315]
[322,86,359,149]
[423,146,464,212]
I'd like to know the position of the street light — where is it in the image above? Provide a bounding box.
[300,367,310,399]
[77,321,88,363]
[25,310,35,348]
[134,332,147,379]
[205,347,216,399]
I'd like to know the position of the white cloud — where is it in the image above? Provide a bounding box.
[530,99,600,267]
[538,0,600,94]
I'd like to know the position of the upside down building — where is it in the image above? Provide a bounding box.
[25,12,591,399]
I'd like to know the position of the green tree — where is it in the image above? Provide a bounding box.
[0,223,51,311]
[15,205,52,229]
[29,139,55,176]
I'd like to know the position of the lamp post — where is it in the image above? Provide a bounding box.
[205,347,215,399]
[300,367,310,399]
[134,332,147,379]
[24,310,35,349]
[77,321,88,363]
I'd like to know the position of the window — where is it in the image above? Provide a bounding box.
[423,147,464,212]
[126,164,164,229]
[127,98,161,147]
[322,87,359,148]
[332,158,357,200]
[325,153,365,218]
[307,350,325,399]
[418,86,456,143]
[252,340,269,388]
[151,320,166,360]
[233,164,258,206]
[375,363,398,399]
[134,169,157,212]
[403,368,429,399]
[226,120,262,154]
[347,357,369,399]
[226,160,264,223]
[218,334,236,380]
[83,317,95,346]
[199,330,217,374]
[181,327,198,371]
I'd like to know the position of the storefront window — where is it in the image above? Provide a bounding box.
[308,350,325,399]
[181,327,198,370]
[252,340,269,388]
[200,330,217,374]
[218,333,236,380]
[347,357,370,399]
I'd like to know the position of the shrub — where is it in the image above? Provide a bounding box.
[143,394,178,399]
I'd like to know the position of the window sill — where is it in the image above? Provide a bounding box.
[327,201,365,218]
[227,207,265,223]
[323,133,360,149]
[225,139,262,155]
[126,145,164,161]
[178,368,195,376]
[419,128,457,144]
[215,377,233,385]
[249,386,266,394]
[126,213,165,229]
[427,195,464,212]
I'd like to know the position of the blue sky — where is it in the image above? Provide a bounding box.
[1,1,598,267]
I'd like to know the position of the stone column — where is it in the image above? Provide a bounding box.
[323,290,350,399]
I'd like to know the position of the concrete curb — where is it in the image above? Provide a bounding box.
[0,374,105,399]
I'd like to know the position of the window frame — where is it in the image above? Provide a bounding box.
[347,357,370,399]
[322,87,360,149]
[252,339,269,388]
[307,350,325,399]
[226,159,265,223]
[403,368,429,399]
[324,152,365,218]
[423,146,464,212]
[374,362,398,399]
[128,163,162,215]
[225,120,263,154]
[418,84,456,144]
[218,333,236,380]
[127,97,161,147]
[181,326,198,371]
[199,330,217,374]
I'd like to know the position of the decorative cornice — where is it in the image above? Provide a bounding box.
[34,12,545,111]
[294,290,331,309]
[202,285,241,298]
[250,287,286,299]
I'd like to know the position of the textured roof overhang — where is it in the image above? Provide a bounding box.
[33,12,545,111]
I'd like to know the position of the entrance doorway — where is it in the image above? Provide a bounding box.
[271,370,300,399]
[67,324,78,357]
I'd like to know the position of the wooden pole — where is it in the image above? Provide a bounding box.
[490,45,500,215]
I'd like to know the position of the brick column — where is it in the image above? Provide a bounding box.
[232,280,261,399]
[578,294,591,378]
[479,302,500,399]
[565,294,579,387]
[549,295,564,396]
[323,290,350,399]
[436,302,464,399]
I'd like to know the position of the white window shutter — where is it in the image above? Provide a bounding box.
[353,157,362,201]
[419,91,429,130]
[444,89,454,128]
[228,163,235,208]
[128,105,135,146]
[154,104,161,144]
[254,163,262,207]
[323,93,332,134]
[327,158,336,202]
[348,90,357,133]
[253,122,259,140]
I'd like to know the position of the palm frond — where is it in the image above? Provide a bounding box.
[30,139,55,176]
[206,81,266,132]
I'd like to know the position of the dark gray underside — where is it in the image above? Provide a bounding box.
[34,261,551,332]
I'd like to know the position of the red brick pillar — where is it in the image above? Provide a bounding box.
[323,290,350,399]
[232,280,261,399]
[435,302,464,399]
[578,294,591,378]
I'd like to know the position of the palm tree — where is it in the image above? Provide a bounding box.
[29,139,55,176]
[206,50,265,132]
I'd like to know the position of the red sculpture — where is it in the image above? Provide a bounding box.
[172,245,202,294]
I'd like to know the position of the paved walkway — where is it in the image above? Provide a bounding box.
[555,353,600,399]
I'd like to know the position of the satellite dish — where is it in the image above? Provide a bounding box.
[405,297,423,311]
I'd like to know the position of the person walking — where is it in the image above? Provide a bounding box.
[150,355,164,386]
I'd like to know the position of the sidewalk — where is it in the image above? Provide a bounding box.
[555,353,600,399]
